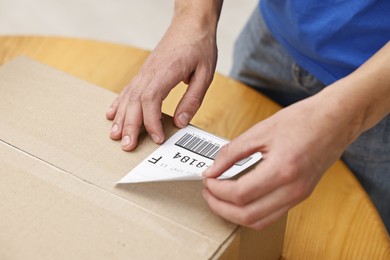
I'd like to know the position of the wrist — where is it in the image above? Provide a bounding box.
[172,0,222,34]
[319,79,367,144]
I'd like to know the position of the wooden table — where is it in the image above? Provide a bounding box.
[1,36,389,259]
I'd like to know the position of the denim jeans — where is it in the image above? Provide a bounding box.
[230,7,390,233]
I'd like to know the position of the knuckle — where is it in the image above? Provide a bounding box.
[251,220,268,231]
[252,225,263,231]
[110,97,120,108]
[140,90,157,103]
[204,71,215,85]
[185,95,203,110]
[123,121,141,131]
[168,59,183,72]
[232,184,250,206]
[127,88,143,102]
[291,181,312,202]
[113,111,125,122]
[238,211,257,226]
[276,164,300,184]
[143,118,161,134]
[142,120,154,131]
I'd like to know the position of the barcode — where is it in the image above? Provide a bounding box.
[175,133,252,166]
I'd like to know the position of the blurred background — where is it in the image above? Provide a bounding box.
[0,0,258,75]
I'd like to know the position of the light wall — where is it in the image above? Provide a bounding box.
[0,0,258,75]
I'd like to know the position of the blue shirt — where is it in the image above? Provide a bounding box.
[260,0,390,85]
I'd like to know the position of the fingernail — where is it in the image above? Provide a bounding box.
[151,134,160,143]
[122,135,131,147]
[111,124,119,133]
[178,113,191,127]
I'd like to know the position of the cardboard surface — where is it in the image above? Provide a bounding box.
[0,57,286,259]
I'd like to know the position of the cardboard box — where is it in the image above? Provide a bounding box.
[0,57,286,259]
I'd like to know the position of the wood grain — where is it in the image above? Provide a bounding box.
[1,36,388,259]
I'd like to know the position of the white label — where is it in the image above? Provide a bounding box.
[117,125,262,183]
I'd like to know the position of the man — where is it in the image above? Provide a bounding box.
[106,1,390,233]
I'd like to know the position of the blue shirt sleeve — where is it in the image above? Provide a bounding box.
[260,0,390,85]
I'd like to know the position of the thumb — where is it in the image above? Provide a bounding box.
[174,70,212,128]
[202,142,240,178]
[203,135,260,178]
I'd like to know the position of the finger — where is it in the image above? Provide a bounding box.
[241,181,301,227]
[141,74,181,144]
[203,132,266,178]
[204,152,312,207]
[106,95,121,120]
[118,75,151,149]
[110,95,130,140]
[174,69,210,128]
[203,179,300,228]
[141,93,164,144]
[203,162,277,205]
[121,99,143,151]
[107,79,137,138]
[106,82,131,120]
[248,205,290,231]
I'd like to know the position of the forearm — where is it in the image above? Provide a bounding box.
[348,41,390,130]
[319,41,390,143]
[172,0,223,35]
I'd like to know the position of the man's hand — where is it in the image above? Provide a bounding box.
[202,41,390,231]
[202,90,361,230]
[106,0,222,151]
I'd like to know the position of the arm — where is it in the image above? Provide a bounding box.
[202,41,390,230]
[106,0,223,150]
[333,41,390,132]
